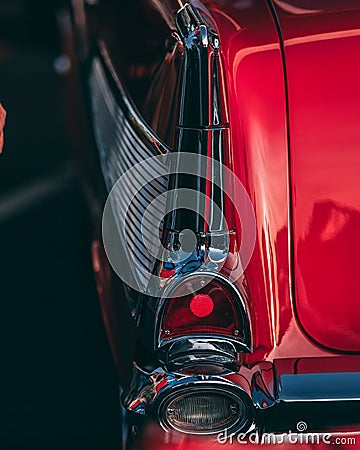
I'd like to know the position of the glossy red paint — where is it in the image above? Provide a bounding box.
[205,0,332,362]
[273,0,360,352]
[276,355,360,375]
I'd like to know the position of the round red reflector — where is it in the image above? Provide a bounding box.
[190,294,214,318]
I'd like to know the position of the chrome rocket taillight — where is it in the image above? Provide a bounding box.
[90,1,257,437]
[130,2,254,356]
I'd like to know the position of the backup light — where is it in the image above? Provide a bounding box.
[159,386,254,434]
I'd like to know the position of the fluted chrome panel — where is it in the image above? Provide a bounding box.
[89,57,169,287]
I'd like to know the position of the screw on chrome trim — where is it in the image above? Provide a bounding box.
[229,404,238,415]
[167,408,176,416]
[233,329,240,336]
[164,330,171,336]
[199,280,205,287]
[212,37,220,49]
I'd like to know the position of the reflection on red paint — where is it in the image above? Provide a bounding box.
[160,269,176,279]
[0,103,6,153]
[274,0,360,352]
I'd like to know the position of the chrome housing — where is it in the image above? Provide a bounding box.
[123,363,255,435]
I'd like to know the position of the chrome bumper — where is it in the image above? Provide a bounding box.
[122,360,360,433]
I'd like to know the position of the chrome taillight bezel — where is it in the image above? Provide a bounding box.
[154,271,252,352]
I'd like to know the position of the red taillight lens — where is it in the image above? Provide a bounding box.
[160,276,244,340]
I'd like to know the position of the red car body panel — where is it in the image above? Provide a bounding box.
[273,0,360,352]
[212,0,293,362]
[75,0,360,365]
[63,0,360,441]
[203,0,332,361]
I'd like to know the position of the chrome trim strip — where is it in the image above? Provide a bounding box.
[96,42,171,156]
[164,338,239,372]
[167,337,237,359]
[278,372,360,403]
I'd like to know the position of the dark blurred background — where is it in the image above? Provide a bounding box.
[0,1,122,448]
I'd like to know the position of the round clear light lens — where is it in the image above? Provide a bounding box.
[164,391,245,433]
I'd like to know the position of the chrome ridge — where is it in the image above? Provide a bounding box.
[89,49,170,289]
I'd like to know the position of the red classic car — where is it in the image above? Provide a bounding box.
[60,0,360,447]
